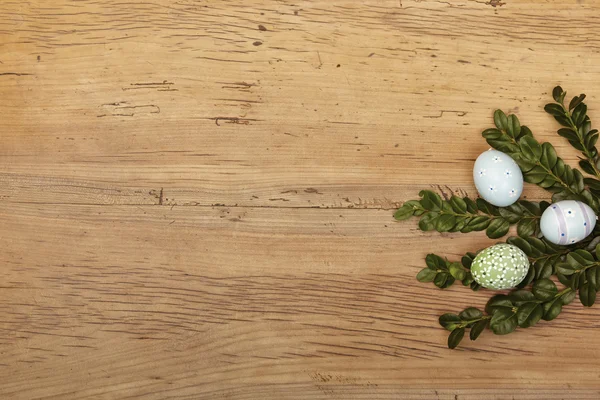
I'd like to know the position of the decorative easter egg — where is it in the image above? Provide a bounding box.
[473,149,523,207]
[540,200,597,245]
[471,244,529,290]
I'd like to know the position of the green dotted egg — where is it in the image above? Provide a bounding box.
[471,244,529,290]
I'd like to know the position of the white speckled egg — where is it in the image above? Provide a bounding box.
[473,149,523,207]
[471,244,530,290]
[540,200,597,245]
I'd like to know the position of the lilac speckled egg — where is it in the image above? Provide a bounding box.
[540,200,597,245]
[473,149,523,207]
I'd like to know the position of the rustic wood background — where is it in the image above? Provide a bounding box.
[3,0,600,398]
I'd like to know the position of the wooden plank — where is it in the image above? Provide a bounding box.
[1,204,600,398]
[2,0,600,398]
[0,0,594,209]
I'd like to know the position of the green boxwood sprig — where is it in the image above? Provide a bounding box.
[441,278,576,349]
[545,86,600,182]
[482,110,599,212]
[394,190,544,239]
[416,253,480,291]
[417,237,573,294]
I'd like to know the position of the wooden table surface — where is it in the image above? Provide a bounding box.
[3,0,600,399]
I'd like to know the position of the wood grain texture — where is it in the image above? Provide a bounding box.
[3,0,600,398]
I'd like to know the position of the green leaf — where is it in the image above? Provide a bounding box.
[519,201,541,216]
[459,307,483,320]
[544,103,564,117]
[587,131,598,149]
[425,254,446,270]
[486,218,510,239]
[434,272,449,288]
[517,219,537,238]
[580,159,597,176]
[487,138,519,154]
[553,158,566,177]
[540,142,558,169]
[449,262,467,280]
[507,236,533,256]
[476,199,499,216]
[441,202,453,213]
[517,302,543,328]
[416,268,437,282]
[448,327,465,349]
[494,109,508,131]
[542,298,563,321]
[579,282,596,307]
[462,216,491,232]
[557,128,579,143]
[568,250,594,268]
[508,289,536,305]
[464,197,478,213]
[523,166,548,184]
[595,243,600,261]
[448,196,467,214]
[520,125,534,137]
[572,169,585,192]
[482,128,503,139]
[532,278,558,300]
[462,274,474,285]
[461,254,474,269]
[562,290,576,305]
[419,190,442,211]
[573,103,587,127]
[552,86,565,103]
[557,272,571,287]
[506,114,521,138]
[518,266,535,288]
[394,201,419,220]
[485,295,514,314]
[418,212,438,231]
[519,136,543,160]
[490,309,518,335]
[513,154,537,172]
[563,166,575,186]
[554,114,572,127]
[557,261,577,276]
[439,276,456,289]
[439,313,461,331]
[569,93,585,111]
[534,258,554,280]
[499,206,523,223]
[538,175,558,189]
[586,266,598,288]
[526,236,547,254]
[435,214,456,232]
[571,272,585,290]
[449,217,468,233]
[469,319,488,341]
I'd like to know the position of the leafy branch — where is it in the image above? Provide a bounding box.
[444,245,600,349]
[545,86,600,181]
[441,279,576,349]
[418,236,583,292]
[394,190,544,239]
[416,253,480,291]
[482,110,599,212]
